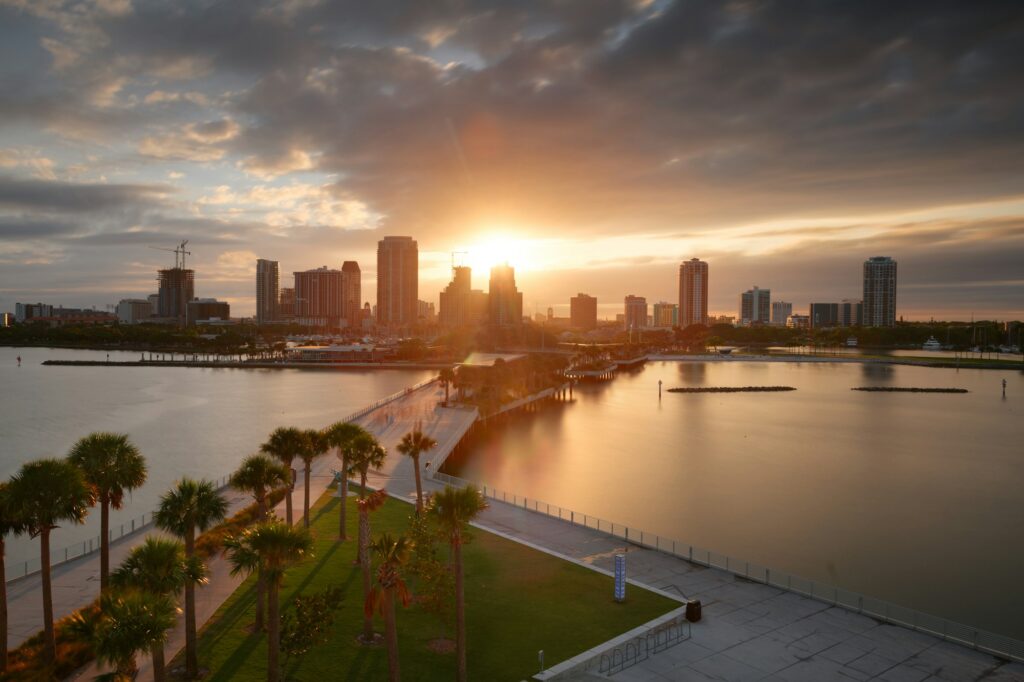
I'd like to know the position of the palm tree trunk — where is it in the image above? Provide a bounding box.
[1,539,7,674]
[100,496,110,592]
[284,460,294,526]
[455,539,467,682]
[384,590,400,682]
[39,529,56,664]
[357,472,368,566]
[338,455,349,540]
[268,581,280,682]
[255,497,266,631]
[303,462,311,528]
[360,508,374,642]
[184,532,198,679]
[412,455,423,514]
[151,641,166,682]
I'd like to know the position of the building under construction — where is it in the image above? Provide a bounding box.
[157,268,195,320]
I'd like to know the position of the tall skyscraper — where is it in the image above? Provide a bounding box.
[377,236,418,328]
[740,286,770,325]
[157,268,194,320]
[341,261,361,329]
[279,288,295,320]
[863,256,897,327]
[678,258,709,327]
[294,266,344,327]
[771,301,792,326]
[256,258,279,324]
[488,263,523,327]
[624,295,648,330]
[439,266,486,328]
[570,293,597,330]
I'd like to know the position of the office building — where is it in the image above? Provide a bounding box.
[863,257,897,327]
[488,263,523,327]
[157,268,195,320]
[116,299,153,324]
[418,300,436,321]
[678,258,709,327]
[279,288,295,320]
[294,267,344,327]
[839,299,863,326]
[376,236,418,328]
[341,261,361,328]
[809,303,840,328]
[624,295,648,330]
[787,314,810,329]
[186,298,230,326]
[439,266,487,328]
[652,302,678,328]
[771,301,792,326]
[255,259,279,324]
[570,293,598,330]
[15,302,54,323]
[739,286,770,325]
[147,294,159,316]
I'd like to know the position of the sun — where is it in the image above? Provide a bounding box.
[461,233,532,274]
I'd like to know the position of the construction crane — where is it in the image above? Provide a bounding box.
[148,240,192,269]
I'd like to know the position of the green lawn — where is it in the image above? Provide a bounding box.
[184,490,678,681]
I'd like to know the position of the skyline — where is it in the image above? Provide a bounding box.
[1,1,1023,319]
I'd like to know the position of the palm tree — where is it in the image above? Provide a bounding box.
[260,427,306,526]
[90,590,178,682]
[366,533,413,682]
[323,421,367,540]
[348,433,387,565]
[231,454,290,631]
[429,485,488,682]
[155,478,227,679]
[110,538,204,682]
[225,521,312,682]
[7,459,91,664]
[300,429,329,528]
[67,432,148,593]
[396,429,437,514]
[439,367,455,405]
[0,483,27,674]
[355,489,388,644]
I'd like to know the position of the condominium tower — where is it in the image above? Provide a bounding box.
[488,263,523,327]
[678,258,709,327]
[294,266,344,327]
[740,286,770,325]
[255,258,279,324]
[771,301,792,326]
[624,295,648,330]
[157,268,194,320]
[377,236,418,328]
[570,293,598,330]
[862,257,897,327]
[341,261,361,328]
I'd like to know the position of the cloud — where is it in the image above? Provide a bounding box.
[138,119,239,161]
[0,175,171,212]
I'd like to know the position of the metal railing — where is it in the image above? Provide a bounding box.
[432,471,1024,664]
[342,376,438,424]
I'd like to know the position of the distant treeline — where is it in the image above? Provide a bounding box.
[852,387,969,393]
[668,386,796,393]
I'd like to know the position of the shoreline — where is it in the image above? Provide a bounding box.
[39,359,453,370]
[649,353,1023,370]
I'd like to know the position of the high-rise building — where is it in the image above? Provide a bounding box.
[488,263,523,327]
[376,236,418,328]
[116,299,153,324]
[840,299,863,326]
[652,302,677,328]
[279,288,295,320]
[771,301,792,326]
[624,295,648,330]
[147,294,159,316]
[570,293,597,330]
[787,314,810,329]
[678,258,709,327]
[256,258,279,324]
[417,300,436,321]
[14,302,54,323]
[739,286,770,325]
[440,266,475,328]
[186,298,230,326]
[809,302,840,328]
[341,261,361,328]
[294,267,344,327]
[863,257,897,327]
[157,268,195,320]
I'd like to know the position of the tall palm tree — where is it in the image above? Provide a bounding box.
[155,478,227,679]
[0,482,27,674]
[89,590,178,682]
[67,432,148,592]
[7,459,91,664]
[225,521,312,682]
[439,367,455,405]
[323,422,370,540]
[300,429,329,528]
[429,485,488,682]
[231,454,290,631]
[355,489,388,644]
[347,433,387,565]
[260,427,306,526]
[110,537,205,682]
[396,429,437,514]
[366,533,413,682]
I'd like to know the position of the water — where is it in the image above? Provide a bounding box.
[0,347,432,563]
[444,360,1024,640]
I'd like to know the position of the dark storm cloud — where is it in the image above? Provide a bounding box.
[0,176,171,213]
[0,216,79,240]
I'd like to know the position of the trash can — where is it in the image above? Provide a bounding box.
[685,599,702,623]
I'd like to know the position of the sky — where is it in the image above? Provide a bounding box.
[1,0,1022,321]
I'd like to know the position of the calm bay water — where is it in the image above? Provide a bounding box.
[0,346,431,563]
[444,360,1024,640]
